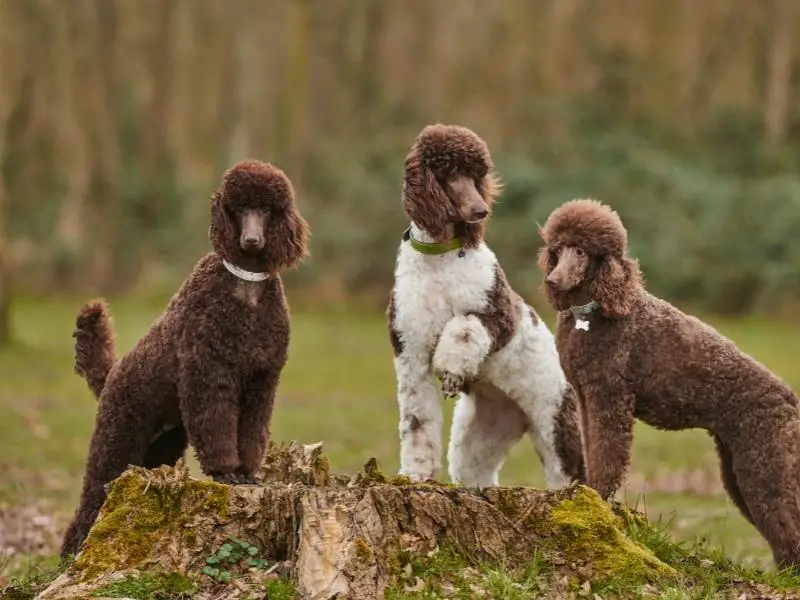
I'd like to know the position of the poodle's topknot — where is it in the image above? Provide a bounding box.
[218,160,295,210]
[540,198,628,258]
[412,124,493,180]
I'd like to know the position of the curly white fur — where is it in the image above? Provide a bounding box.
[390,222,578,488]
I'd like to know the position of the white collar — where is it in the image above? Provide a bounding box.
[222,260,269,282]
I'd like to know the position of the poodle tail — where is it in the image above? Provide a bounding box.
[73,299,116,400]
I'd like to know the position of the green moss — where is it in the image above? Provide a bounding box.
[92,571,197,599]
[354,537,374,563]
[385,474,412,486]
[74,469,230,581]
[549,486,677,589]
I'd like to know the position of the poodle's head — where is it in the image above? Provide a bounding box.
[402,124,501,249]
[537,199,642,318]
[209,160,309,274]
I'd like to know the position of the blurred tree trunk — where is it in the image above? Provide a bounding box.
[225,0,259,166]
[86,0,121,289]
[764,0,794,146]
[0,0,25,346]
[137,0,176,271]
[0,164,10,346]
[277,0,310,172]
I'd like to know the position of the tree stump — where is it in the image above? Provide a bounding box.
[37,442,693,600]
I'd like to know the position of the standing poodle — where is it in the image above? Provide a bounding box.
[61,160,309,559]
[387,124,585,488]
[538,198,800,569]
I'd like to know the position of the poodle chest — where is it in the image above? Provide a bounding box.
[392,242,498,351]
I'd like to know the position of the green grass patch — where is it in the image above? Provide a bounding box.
[91,571,197,599]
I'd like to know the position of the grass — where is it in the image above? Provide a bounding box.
[1,293,799,583]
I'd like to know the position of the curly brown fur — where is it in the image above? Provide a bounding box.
[538,198,800,569]
[61,160,309,560]
[73,299,116,399]
[402,124,501,249]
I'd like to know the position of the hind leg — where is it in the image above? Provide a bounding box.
[143,426,189,469]
[732,431,800,569]
[61,400,152,559]
[522,388,584,490]
[447,385,528,488]
[712,435,755,525]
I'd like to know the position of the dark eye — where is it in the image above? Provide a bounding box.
[576,248,586,257]
[551,247,561,258]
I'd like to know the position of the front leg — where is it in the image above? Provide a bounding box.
[432,315,492,398]
[579,381,635,500]
[179,356,242,483]
[236,369,280,483]
[395,351,444,482]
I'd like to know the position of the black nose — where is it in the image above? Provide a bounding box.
[243,235,261,245]
[473,209,489,220]
[545,277,558,288]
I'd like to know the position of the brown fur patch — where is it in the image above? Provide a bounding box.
[469,265,518,353]
[387,292,404,356]
[526,305,540,325]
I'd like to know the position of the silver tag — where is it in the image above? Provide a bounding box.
[575,318,590,331]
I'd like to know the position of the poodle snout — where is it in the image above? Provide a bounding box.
[469,207,489,222]
[445,175,490,223]
[546,271,571,291]
[239,210,266,251]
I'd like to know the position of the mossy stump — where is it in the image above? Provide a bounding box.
[38,441,679,599]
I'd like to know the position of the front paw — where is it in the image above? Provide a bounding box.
[437,370,465,399]
[211,471,241,485]
[235,470,260,485]
[399,469,434,483]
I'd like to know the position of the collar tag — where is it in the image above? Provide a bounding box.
[402,226,463,256]
[568,300,600,332]
[223,260,269,282]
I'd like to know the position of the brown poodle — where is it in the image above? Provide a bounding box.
[388,124,585,488]
[60,160,309,559]
[538,198,800,569]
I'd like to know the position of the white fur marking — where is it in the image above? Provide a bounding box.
[575,318,590,331]
[433,314,492,379]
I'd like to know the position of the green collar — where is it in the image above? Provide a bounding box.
[402,226,464,256]
[569,300,601,317]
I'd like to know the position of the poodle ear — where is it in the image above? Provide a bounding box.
[590,255,640,319]
[263,204,310,273]
[209,190,239,259]
[536,245,552,275]
[402,159,453,241]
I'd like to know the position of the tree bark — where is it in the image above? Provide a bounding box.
[764,0,794,146]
